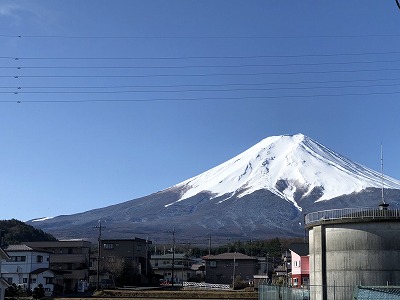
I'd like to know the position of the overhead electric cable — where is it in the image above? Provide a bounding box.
[3,50,400,61]
[4,90,400,104]
[5,67,400,78]
[3,82,400,94]
[3,58,400,69]
[1,33,400,39]
[2,77,400,90]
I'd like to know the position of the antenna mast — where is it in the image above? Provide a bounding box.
[381,143,385,205]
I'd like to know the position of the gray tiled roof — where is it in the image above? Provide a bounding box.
[4,244,34,251]
[205,252,256,260]
[289,243,309,256]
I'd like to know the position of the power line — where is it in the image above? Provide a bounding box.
[4,90,400,104]
[3,58,400,70]
[3,81,400,95]
[3,50,400,61]
[1,77,400,90]
[1,33,400,39]
[4,66,400,78]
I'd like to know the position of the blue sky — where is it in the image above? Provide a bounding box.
[1,1,400,221]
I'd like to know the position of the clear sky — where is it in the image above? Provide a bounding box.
[1,1,400,221]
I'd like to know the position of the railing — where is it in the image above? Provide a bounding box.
[304,207,400,226]
[182,281,231,290]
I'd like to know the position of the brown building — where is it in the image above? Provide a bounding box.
[204,252,258,285]
[97,238,152,286]
[26,240,91,293]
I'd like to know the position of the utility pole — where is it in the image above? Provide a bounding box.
[0,230,4,246]
[145,237,148,278]
[94,220,105,290]
[171,228,175,288]
[208,235,211,256]
[232,253,236,289]
[266,253,269,284]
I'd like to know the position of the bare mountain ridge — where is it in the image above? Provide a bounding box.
[29,134,400,243]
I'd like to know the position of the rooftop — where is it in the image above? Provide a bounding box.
[204,252,256,260]
[289,243,309,256]
[4,244,34,251]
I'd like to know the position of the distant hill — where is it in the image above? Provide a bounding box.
[0,219,57,245]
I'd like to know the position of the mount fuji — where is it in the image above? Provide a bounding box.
[29,134,400,243]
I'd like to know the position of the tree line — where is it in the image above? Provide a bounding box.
[0,219,57,245]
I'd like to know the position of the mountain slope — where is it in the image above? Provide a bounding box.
[29,134,400,243]
[166,134,400,209]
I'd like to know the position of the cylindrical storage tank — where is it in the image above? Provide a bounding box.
[306,208,400,300]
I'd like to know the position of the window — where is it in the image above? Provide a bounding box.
[293,278,298,286]
[6,278,12,284]
[103,243,114,250]
[37,255,43,263]
[294,260,301,268]
[210,261,217,268]
[45,277,53,284]
[68,248,73,254]
[11,256,26,262]
[23,278,27,283]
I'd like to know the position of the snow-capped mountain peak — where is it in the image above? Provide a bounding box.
[166,133,400,209]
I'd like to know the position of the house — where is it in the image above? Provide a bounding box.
[150,253,196,284]
[26,240,92,293]
[204,252,258,285]
[289,243,309,287]
[94,238,152,286]
[0,247,10,300]
[1,245,54,295]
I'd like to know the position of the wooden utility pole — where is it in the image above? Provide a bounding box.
[94,220,105,290]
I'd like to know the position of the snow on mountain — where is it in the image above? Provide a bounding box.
[31,217,54,222]
[165,134,400,210]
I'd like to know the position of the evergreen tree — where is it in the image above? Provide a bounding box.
[32,284,45,300]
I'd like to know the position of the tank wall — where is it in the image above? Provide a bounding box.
[309,225,324,300]
[309,221,400,300]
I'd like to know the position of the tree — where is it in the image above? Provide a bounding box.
[5,284,19,299]
[0,219,56,245]
[32,284,45,300]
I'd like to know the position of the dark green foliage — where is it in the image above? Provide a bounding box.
[32,284,45,300]
[0,219,57,245]
[5,284,18,298]
[5,283,27,299]
[184,237,299,258]
[232,275,249,290]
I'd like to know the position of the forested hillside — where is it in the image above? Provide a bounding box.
[0,219,57,245]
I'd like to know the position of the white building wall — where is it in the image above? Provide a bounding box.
[1,250,51,289]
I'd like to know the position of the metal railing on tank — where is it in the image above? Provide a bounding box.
[304,207,400,226]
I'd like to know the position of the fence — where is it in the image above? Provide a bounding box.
[182,281,231,290]
[305,207,400,226]
[259,284,400,300]
[258,284,309,300]
[353,286,400,299]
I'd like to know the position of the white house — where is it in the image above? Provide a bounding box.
[150,253,196,284]
[0,247,11,300]
[1,245,54,295]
